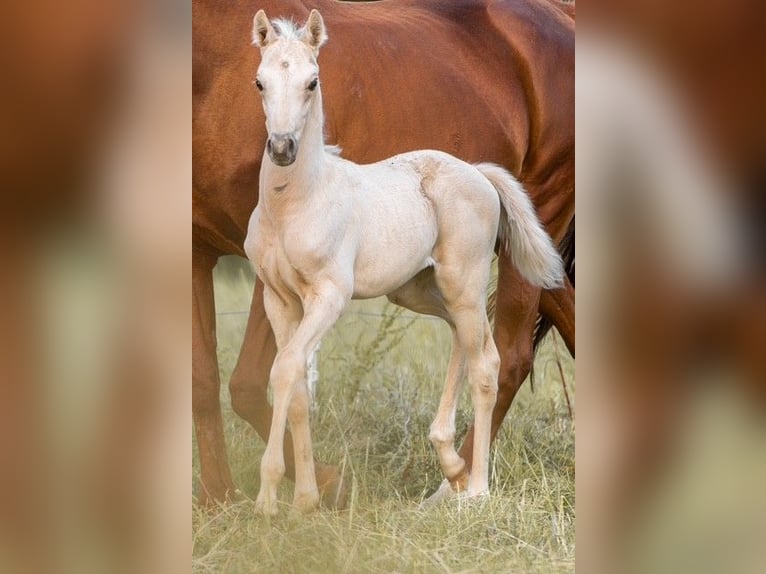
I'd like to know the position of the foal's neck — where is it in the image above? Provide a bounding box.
[262,91,327,203]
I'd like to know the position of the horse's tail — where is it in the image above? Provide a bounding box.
[476,163,564,289]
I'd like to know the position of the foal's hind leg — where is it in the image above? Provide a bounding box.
[429,330,468,484]
[459,311,500,496]
[387,271,468,486]
[455,258,541,484]
[435,265,500,497]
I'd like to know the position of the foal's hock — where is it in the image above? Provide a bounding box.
[245,9,563,515]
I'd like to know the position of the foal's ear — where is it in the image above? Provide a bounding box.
[302,9,327,52]
[252,10,277,48]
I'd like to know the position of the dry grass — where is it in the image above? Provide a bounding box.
[193,257,575,573]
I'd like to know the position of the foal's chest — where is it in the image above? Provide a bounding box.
[249,206,344,298]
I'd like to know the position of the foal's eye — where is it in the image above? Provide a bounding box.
[307,78,318,91]
[255,79,264,92]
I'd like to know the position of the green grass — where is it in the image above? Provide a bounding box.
[193,257,575,573]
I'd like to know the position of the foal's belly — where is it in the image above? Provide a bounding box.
[350,186,438,299]
[352,254,435,299]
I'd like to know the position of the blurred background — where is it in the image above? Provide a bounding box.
[577,1,765,573]
[0,1,189,573]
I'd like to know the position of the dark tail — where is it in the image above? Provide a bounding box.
[532,217,575,354]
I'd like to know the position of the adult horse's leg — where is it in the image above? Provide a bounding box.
[539,276,576,357]
[228,282,282,455]
[192,251,236,505]
[229,279,347,507]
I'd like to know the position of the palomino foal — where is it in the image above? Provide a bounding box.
[245,9,564,515]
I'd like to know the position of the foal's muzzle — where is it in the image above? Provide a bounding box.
[266,134,297,166]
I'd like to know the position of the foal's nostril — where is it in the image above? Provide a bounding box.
[266,134,297,165]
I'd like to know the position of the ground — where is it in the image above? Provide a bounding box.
[192,257,575,573]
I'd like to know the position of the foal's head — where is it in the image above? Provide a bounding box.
[252,10,327,167]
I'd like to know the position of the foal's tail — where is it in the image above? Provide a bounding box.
[476,163,564,289]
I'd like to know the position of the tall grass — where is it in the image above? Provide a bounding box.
[193,256,574,573]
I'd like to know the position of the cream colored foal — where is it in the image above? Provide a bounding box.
[245,9,564,515]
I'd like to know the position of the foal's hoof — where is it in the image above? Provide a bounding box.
[455,490,491,509]
[459,488,490,500]
[254,492,279,516]
[420,479,457,509]
[448,468,470,493]
[315,463,349,509]
[292,491,321,514]
[419,470,472,509]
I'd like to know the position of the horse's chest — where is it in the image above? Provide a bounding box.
[251,213,340,298]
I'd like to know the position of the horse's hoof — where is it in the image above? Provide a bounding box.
[458,489,490,501]
[255,492,279,516]
[292,490,320,513]
[454,490,491,509]
[195,488,242,510]
[448,469,470,493]
[419,479,457,509]
[419,469,477,509]
[315,463,349,509]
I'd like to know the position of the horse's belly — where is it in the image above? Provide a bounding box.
[351,226,437,298]
[349,175,439,298]
[352,260,432,299]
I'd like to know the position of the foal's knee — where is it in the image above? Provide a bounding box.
[287,383,310,422]
[270,351,307,394]
[471,376,498,407]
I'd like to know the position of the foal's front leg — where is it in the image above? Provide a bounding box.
[256,282,349,515]
[256,287,301,515]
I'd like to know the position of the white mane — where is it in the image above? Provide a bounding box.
[271,18,302,41]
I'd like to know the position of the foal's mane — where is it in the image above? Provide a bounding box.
[271,18,302,40]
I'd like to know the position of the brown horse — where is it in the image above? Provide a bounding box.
[193,0,574,506]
